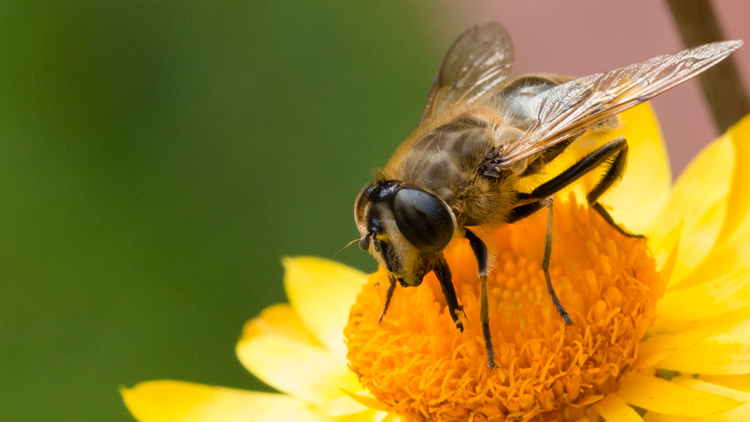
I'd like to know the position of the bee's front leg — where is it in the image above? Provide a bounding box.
[464,228,496,369]
[433,255,464,332]
[378,274,398,325]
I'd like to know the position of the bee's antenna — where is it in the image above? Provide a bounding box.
[333,238,361,258]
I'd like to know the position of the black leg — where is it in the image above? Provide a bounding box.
[378,274,397,325]
[512,136,641,236]
[433,254,464,331]
[509,137,628,223]
[465,228,496,369]
[586,140,628,203]
[508,200,545,223]
[525,137,628,200]
[542,198,573,326]
[504,137,640,329]
[507,137,628,228]
[592,203,645,238]
[585,142,645,238]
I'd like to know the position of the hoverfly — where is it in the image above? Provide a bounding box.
[354,21,741,369]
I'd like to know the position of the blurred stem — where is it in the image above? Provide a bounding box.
[666,0,750,132]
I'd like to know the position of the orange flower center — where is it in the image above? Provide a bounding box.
[345,197,664,422]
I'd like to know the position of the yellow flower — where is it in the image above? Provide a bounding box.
[122,103,750,422]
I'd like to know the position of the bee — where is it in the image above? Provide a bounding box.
[354,21,741,369]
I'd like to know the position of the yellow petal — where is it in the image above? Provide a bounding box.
[339,387,395,413]
[676,115,750,289]
[664,199,727,283]
[313,394,369,417]
[615,373,741,416]
[636,322,719,369]
[656,227,681,286]
[598,103,672,234]
[669,377,750,421]
[381,414,405,422]
[120,380,328,422]
[657,312,750,375]
[283,256,368,358]
[241,303,320,346]
[645,134,734,282]
[334,410,391,422]
[236,333,361,404]
[642,413,693,422]
[678,222,750,290]
[700,375,750,393]
[658,270,750,321]
[716,114,750,245]
[592,393,644,421]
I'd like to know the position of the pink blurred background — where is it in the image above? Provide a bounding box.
[434,0,750,176]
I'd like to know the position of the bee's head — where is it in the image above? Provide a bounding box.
[354,181,456,286]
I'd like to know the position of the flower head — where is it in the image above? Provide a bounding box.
[123,104,750,422]
[346,195,663,421]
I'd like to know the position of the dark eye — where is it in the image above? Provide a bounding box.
[392,187,455,253]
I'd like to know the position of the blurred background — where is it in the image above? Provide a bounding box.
[0,1,748,421]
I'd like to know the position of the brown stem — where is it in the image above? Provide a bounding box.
[666,0,750,133]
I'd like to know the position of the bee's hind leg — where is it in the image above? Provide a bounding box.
[464,228,496,369]
[505,136,642,327]
[586,141,645,239]
[591,203,644,239]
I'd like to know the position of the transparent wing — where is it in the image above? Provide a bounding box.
[497,40,743,167]
[420,21,514,124]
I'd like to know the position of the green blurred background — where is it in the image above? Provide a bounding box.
[0,1,444,421]
[2,1,748,421]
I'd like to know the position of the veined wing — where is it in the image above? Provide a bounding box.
[420,21,514,124]
[497,40,743,167]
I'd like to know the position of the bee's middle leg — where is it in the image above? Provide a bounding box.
[507,197,574,326]
[509,198,574,325]
[464,228,496,369]
[542,197,574,326]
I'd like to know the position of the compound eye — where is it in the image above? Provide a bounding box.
[393,187,455,253]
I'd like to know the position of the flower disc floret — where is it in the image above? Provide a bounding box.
[345,197,664,422]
